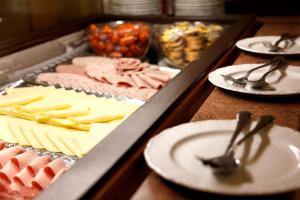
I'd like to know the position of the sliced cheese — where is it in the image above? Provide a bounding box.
[20,103,71,113]
[31,127,59,153]
[43,106,89,118]
[0,107,35,121]
[0,94,43,107]
[45,133,73,156]
[48,118,90,131]
[7,122,29,146]
[83,120,123,152]
[0,121,17,143]
[71,112,124,124]
[59,135,83,157]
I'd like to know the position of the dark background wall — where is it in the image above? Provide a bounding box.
[0,0,299,42]
[225,0,300,15]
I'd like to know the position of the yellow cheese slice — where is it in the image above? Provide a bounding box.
[46,133,73,156]
[71,112,124,124]
[31,127,60,153]
[21,125,43,149]
[0,94,43,107]
[0,107,35,121]
[43,106,89,118]
[0,121,17,143]
[47,118,90,131]
[83,120,123,152]
[7,122,30,146]
[59,135,83,157]
[20,103,71,113]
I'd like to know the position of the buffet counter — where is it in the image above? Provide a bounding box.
[1,15,299,200]
[131,16,300,200]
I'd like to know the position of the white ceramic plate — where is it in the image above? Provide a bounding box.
[144,120,300,196]
[236,36,300,55]
[208,64,300,96]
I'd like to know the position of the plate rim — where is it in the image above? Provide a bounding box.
[208,63,300,96]
[236,36,300,55]
[144,120,300,196]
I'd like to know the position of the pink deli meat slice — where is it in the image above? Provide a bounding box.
[0,151,37,183]
[56,64,86,76]
[13,155,51,187]
[115,58,143,74]
[37,72,157,100]
[137,73,164,90]
[115,75,137,87]
[144,70,171,83]
[0,146,24,169]
[73,56,117,69]
[0,141,5,151]
[131,73,149,89]
[31,158,66,190]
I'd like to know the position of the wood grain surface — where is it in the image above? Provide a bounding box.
[131,17,300,200]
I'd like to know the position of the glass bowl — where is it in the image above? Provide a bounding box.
[87,21,152,59]
[155,21,224,69]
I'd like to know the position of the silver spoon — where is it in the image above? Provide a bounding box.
[268,33,298,52]
[196,111,252,171]
[245,59,288,89]
[197,115,274,173]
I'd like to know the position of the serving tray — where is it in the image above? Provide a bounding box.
[0,14,257,200]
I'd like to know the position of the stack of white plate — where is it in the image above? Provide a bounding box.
[107,0,162,15]
[175,0,224,16]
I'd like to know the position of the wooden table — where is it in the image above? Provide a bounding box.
[131,17,300,200]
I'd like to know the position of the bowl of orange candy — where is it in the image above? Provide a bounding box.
[88,21,151,58]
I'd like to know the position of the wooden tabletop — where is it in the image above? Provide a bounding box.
[131,17,300,200]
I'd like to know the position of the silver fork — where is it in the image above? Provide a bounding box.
[223,58,287,89]
[262,41,283,52]
[246,60,288,89]
[221,56,284,87]
[262,33,298,52]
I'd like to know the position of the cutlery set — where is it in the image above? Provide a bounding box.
[221,56,288,89]
[200,33,299,173]
[197,111,274,173]
[145,32,300,194]
[221,33,298,90]
[262,32,298,52]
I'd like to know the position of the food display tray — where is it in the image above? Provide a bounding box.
[0,14,257,200]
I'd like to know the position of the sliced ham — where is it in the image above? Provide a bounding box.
[0,151,37,183]
[10,151,37,170]
[0,141,5,151]
[73,56,117,70]
[0,180,11,193]
[116,75,137,88]
[85,65,116,82]
[115,58,143,74]
[13,155,51,187]
[137,73,164,89]
[12,168,34,188]
[43,158,66,178]
[131,73,149,89]
[56,64,86,75]
[49,167,67,184]
[0,142,68,199]
[30,158,66,190]
[37,72,157,100]
[0,146,24,168]
[10,181,39,199]
[144,70,171,83]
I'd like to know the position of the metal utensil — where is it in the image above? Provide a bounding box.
[245,59,288,89]
[197,115,275,173]
[263,33,298,52]
[221,56,284,87]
